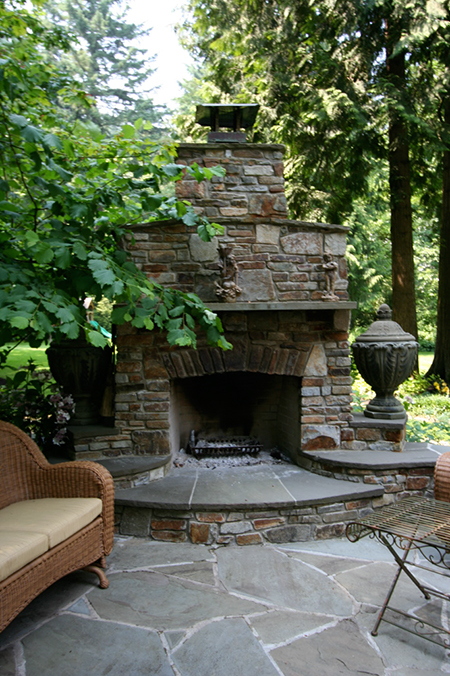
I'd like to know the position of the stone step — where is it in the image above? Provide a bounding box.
[113,443,446,546]
[114,463,385,546]
[96,455,171,488]
[298,442,443,491]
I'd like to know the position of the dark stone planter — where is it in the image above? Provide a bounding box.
[352,305,418,420]
[46,337,113,426]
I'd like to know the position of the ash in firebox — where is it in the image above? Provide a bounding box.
[173,447,291,470]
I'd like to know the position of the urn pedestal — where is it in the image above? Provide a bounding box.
[352,305,418,420]
[47,337,113,426]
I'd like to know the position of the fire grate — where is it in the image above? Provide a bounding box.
[187,431,262,458]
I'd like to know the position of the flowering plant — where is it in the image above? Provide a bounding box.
[0,361,74,450]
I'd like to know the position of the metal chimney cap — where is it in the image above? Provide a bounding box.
[195,103,260,131]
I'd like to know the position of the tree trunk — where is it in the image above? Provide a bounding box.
[427,99,450,384]
[386,18,418,342]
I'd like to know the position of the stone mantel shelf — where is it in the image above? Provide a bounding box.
[206,301,357,312]
[129,217,349,234]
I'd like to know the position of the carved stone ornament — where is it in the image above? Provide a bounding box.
[351,304,418,419]
[215,244,242,302]
[321,253,339,301]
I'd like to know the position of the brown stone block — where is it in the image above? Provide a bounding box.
[144,363,168,379]
[211,348,225,373]
[151,530,187,543]
[303,378,324,388]
[198,349,215,375]
[223,343,247,371]
[145,420,170,429]
[253,518,285,530]
[247,345,264,371]
[149,251,177,262]
[278,291,309,301]
[384,430,404,442]
[406,477,430,490]
[302,416,326,424]
[356,428,381,441]
[197,513,226,523]
[129,375,144,384]
[236,533,263,546]
[341,429,355,442]
[190,523,210,544]
[116,361,141,373]
[131,429,170,455]
[345,500,370,510]
[408,467,434,476]
[233,149,264,158]
[143,402,169,412]
[152,519,186,531]
[273,162,284,176]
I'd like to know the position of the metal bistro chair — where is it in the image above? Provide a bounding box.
[346,451,450,649]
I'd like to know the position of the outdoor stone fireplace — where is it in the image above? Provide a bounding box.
[113,124,362,465]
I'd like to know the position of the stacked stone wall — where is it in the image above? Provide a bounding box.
[125,220,350,304]
[114,309,353,458]
[124,143,350,304]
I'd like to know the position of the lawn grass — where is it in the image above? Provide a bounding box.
[0,343,49,378]
[418,351,434,374]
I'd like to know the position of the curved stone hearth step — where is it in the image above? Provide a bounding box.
[298,442,444,490]
[96,455,171,488]
[114,464,386,545]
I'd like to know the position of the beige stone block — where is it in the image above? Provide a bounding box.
[281,232,322,255]
[304,344,328,377]
[324,233,347,256]
[256,224,280,245]
[238,269,276,301]
[189,233,219,262]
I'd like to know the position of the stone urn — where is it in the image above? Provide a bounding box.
[46,336,113,426]
[351,304,418,419]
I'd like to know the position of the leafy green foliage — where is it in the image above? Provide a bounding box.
[352,370,450,445]
[0,0,230,365]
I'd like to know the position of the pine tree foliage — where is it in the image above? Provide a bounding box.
[45,0,166,133]
[181,0,450,368]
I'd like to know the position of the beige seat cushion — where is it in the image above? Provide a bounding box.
[0,498,102,549]
[0,531,48,582]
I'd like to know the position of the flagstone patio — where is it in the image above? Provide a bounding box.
[1,536,448,675]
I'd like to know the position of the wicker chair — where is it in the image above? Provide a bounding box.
[0,420,114,633]
[433,451,450,501]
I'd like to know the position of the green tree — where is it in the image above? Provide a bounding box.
[45,0,166,133]
[181,0,450,348]
[0,0,231,364]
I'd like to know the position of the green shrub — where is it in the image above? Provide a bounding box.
[0,362,74,450]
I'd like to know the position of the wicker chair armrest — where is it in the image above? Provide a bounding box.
[434,451,450,502]
[35,461,115,554]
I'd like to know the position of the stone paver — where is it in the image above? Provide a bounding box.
[270,618,386,676]
[217,546,354,616]
[171,618,280,676]
[22,615,174,676]
[1,536,450,675]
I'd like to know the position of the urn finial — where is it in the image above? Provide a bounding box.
[352,304,418,420]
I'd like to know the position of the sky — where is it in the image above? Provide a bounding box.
[125,0,195,109]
